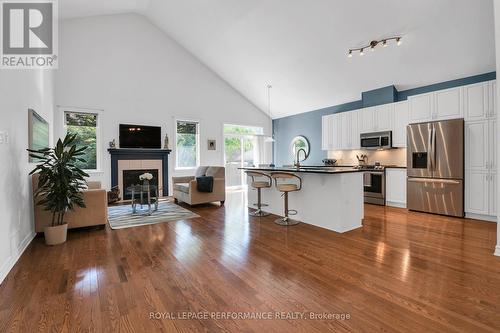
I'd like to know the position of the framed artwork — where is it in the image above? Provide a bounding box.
[207,139,216,151]
[28,109,49,162]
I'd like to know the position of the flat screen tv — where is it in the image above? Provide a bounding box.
[119,124,161,149]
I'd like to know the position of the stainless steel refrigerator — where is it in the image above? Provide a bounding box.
[406,118,464,217]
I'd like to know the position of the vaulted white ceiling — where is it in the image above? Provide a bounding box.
[60,0,496,118]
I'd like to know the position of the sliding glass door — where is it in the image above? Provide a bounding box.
[223,125,263,188]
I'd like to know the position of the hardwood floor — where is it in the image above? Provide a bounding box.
[1,190,499,332]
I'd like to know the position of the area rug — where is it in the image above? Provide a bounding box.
[108,201,200,230]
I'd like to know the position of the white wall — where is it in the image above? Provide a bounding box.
[494,0,500,257]
[55,14,272,189]
[0,69,55,283]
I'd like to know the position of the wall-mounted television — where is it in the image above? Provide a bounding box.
[119,124,161,149]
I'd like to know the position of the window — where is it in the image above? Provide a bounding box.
[64,111,99,170]
[223,124,263,135]
[176,120,199,169]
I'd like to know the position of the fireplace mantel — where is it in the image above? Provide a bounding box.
[108,148,172,196]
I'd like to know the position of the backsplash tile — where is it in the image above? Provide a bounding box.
[328,148,406,166]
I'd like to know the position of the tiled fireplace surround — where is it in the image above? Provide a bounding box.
[108,149,171,198]
[118,160,163,197]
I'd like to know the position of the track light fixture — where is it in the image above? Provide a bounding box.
[348,36,402,58]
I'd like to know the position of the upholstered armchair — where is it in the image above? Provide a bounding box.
[32,174,108,233]
[172,166,225,206]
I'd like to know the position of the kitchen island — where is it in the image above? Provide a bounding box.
[241,166,364,233]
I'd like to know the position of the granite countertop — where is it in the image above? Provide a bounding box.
[239,166,364,175]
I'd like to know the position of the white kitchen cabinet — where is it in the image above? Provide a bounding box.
[350,111,360,149]
[339,112,350,149]
[464,82,489,121]
[321,115,331,150]
[358,107,375,134]
[322,114,338,150]
[322,112,358,150]
[465,120,489,171]
[409,86,464,123]
[465,170,489,215]
[385,168,407,208]
[409,92,434,123]
[392,101,409,147]
[374,104,393,131]
[490,81,497,118]
[490,119,497,171]
[464,117,497,220]
[434,87,463,120]
[357,105,392,133]
[489,173,497,216]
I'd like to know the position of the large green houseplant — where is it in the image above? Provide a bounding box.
[29,133,89,245]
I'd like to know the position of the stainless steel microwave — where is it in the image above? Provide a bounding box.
[360,131,392,150]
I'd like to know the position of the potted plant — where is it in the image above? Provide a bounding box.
[29,134,89,245]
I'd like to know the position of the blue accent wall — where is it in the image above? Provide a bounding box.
[273,71,496,166]
[362,86,398,107]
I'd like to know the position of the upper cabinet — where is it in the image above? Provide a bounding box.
[374,104,393,131]
[392,101,409,148]
[322,80,496,154]
[464,81,496,121]
[322,111,359,151]
[434,87,463,120]
[409,92,434,123]
[358,104,392,134]
[409,86,464,123]
[358,107,374,134]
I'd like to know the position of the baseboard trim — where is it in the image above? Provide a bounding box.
[465,213,497,222]
[0,232,36,285]
[386,201,407,209]
[495,246,500,257]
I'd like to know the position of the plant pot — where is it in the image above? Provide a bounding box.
[44,223,68,245]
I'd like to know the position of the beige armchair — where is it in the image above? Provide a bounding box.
[32,174,108,233]
[172,166,225,206]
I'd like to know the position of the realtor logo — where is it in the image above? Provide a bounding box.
[1,0,58,69]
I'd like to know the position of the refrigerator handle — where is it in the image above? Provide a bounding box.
[431,125,436,171]
[427,127,433,170]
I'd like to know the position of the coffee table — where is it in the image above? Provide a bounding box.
[126,184,159,215]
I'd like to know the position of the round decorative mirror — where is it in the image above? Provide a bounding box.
[290,136,310,161]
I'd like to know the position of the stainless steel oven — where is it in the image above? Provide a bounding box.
[360,131,392,150]
[354,164,386,205]
[362,169,386,205]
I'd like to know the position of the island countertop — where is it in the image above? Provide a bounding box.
[242,167,364,233]
[239,166,363,174]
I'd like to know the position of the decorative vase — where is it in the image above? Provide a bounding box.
[164,134,169,149]
[44,223,68,245]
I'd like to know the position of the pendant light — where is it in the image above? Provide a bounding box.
[264,84,275,143]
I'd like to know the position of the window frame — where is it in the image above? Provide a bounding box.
[61,108,103,173]
[174,119,200,170]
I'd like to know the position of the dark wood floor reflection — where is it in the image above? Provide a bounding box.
[1,190,499,332]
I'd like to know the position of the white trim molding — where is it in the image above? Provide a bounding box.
[495,245,500,257]
[0,232,36,285]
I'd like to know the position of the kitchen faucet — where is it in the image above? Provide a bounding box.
[294,148,307,168]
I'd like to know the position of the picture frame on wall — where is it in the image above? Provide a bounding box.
[207,139,216,151]
[28,109,49,162]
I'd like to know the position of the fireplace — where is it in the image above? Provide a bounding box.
[108,148,171,198]
[122,169,159,200]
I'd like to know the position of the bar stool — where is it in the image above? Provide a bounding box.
[245,171,272,217]
[271,172,302,226]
